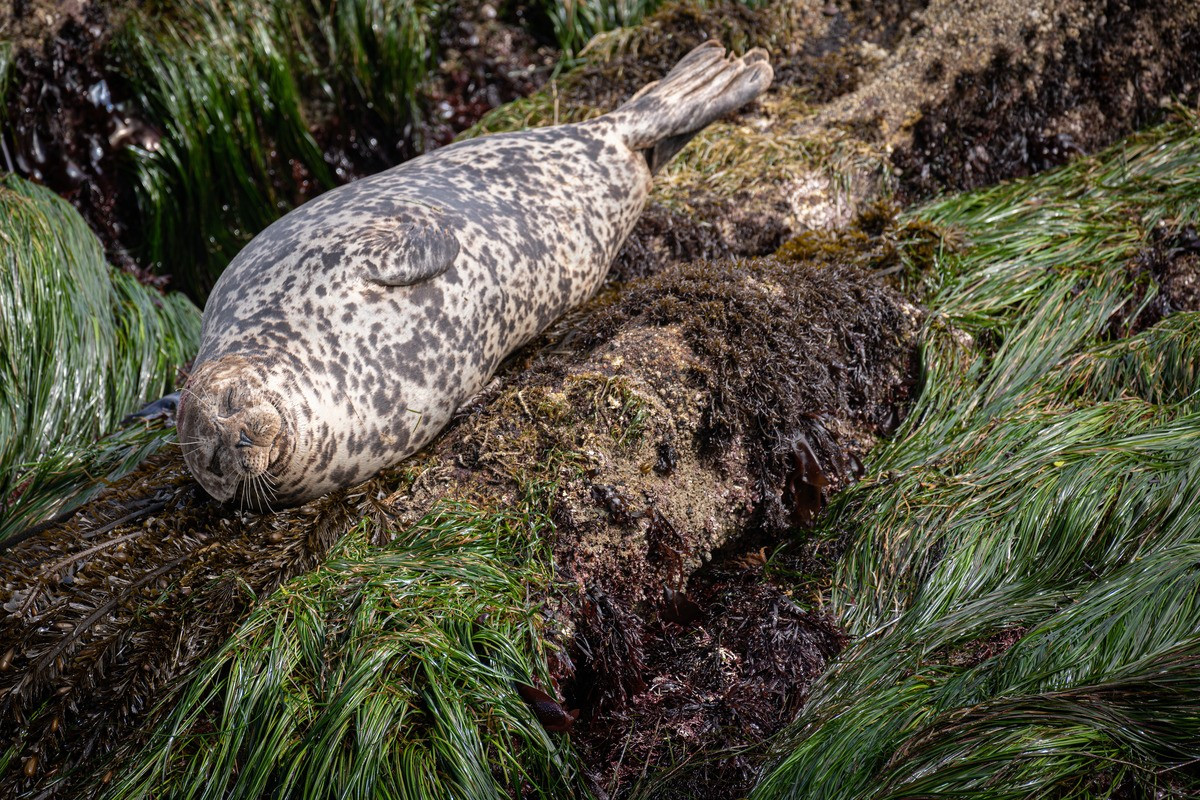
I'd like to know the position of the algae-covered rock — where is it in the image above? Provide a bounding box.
[476,0,1200,270]
[755,108,1200,800]
[0,235,919,799]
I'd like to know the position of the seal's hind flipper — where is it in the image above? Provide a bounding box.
[361,216,460,287]
[609,40,772,173]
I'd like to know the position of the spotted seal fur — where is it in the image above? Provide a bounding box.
[178,41,772,507]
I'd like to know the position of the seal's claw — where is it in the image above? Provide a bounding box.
[122,391,181,425]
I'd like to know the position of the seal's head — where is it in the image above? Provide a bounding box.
[178,356,293,506]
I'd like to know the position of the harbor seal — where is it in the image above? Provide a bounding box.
[178,41,772,508]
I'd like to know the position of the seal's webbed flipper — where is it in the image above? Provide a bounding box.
[362,217,461,287]
[610,40,772,174]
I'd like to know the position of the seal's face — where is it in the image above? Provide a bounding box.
[178,362,289,506]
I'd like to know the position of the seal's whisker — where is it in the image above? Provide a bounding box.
[180,385,219,420]
[248,474,260,513]
[338,385,369,429]
[260,474,276,506]
[241,475,255,515]
[263,475,276,512]
[255,474,276,514]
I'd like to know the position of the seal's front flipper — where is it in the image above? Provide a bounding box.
[609,40,772,174]
[361,216,461,287]
[122,391,181,425]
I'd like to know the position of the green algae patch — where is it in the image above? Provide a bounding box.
[773,200,949,299]
[0,175,199,546]
[114,0,440,299]
[105,502,586,800]
[755,108,1200,800]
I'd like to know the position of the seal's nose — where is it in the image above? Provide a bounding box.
[236,430,253,448]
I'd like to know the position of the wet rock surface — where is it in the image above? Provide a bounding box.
[1,3,159,281]
[543,227,919,798]
[602,0,1200,257]
[891,0,1200,200]
[1111,222,1200,338]
[573,563,846,799]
